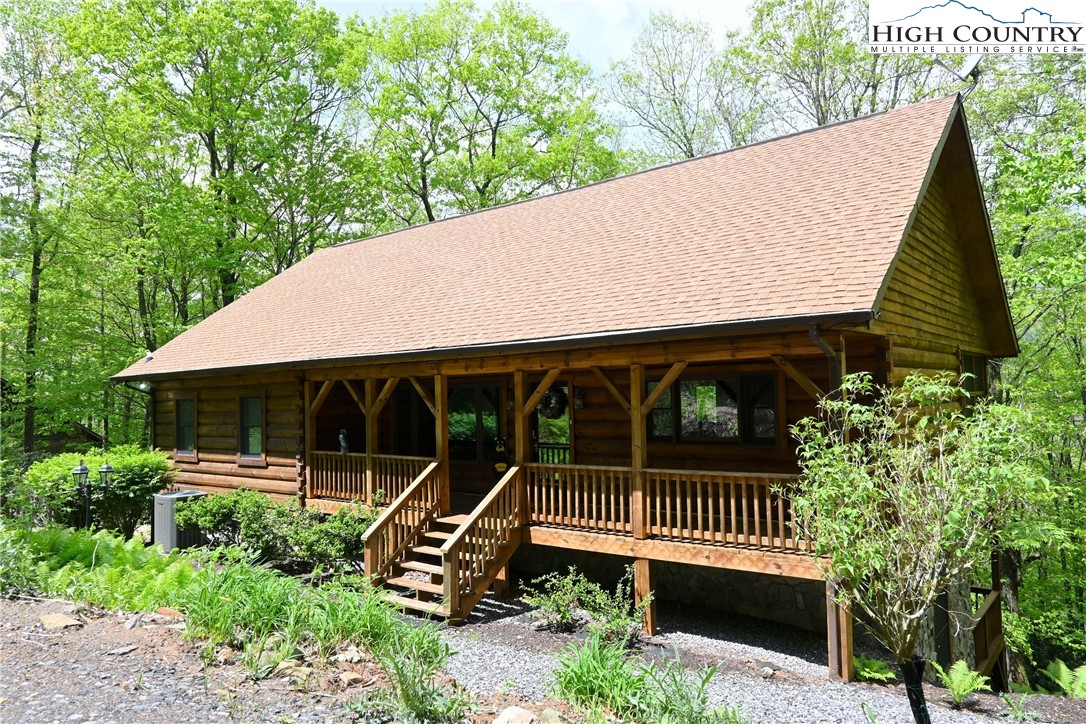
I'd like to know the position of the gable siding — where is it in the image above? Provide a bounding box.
[878,161,993,383]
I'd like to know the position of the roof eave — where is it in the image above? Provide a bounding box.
[111,309,875,382]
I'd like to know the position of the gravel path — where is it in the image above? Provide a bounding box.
[440,596,1068,724]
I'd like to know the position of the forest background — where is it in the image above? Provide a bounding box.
[1,0,1082,686]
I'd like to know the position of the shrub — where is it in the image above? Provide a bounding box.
[524,566,593,631]
[854,655,896,684]
[1040,659,1086,698]
[174,489,379,570]
[19,446,173,536]
[930,660,991,708]
[525,564,652,645]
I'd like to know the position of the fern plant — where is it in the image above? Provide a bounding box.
[1040,659,1086,698]
[854,655,895,683]
[930,660,991,708]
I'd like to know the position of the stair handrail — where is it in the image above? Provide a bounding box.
[439,465,522,619]
[361,461,442,580]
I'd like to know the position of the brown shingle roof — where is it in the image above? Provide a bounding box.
[116,95,960,380]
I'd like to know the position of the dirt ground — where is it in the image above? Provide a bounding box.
[2,596,1084,723]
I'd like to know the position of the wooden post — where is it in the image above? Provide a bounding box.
[435,374,450,514]
[513,371,530,525]
[630,364,647,540]
[634,557,657,635]
[303,379,313,500]
[365,378,377,505]
[493,562,511,599]
[827,585,841,681]
[826,583,855,681]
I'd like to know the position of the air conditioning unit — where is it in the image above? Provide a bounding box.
[152,490,207,552]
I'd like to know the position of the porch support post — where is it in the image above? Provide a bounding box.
[629,364,647,540]
[365,379,376,505]
[304,378,313,500]
[634,557,657,635]
[826,582,855,681]
[435,373,450,514]
[513,370,530,525]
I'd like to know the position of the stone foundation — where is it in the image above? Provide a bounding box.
[511,543,828,633]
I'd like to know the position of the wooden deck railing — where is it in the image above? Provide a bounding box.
[536,443,571,465]
[525,463,632,534]
[441,466,522,619]
[371,454,435,503]
[308,451,434,505]
[309,451,367,501]
[361,462,442,580]
[645,469,805,550]
[972,587,1004,677]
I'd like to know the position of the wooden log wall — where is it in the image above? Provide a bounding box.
[564,333,887,474]
[878,160,995,383]
[153,371,304,500]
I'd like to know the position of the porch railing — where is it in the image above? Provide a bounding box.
[308,451,434,505]
[372,454,436,503]
[525,463,632,534]
[644,469,806,551]
[441,466,522,619]
[525,463,806,552]
[309,451,366,501]
[536,443,571,465]
[361,462,442,580]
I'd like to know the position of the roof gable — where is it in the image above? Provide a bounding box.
[117,95,1004,380]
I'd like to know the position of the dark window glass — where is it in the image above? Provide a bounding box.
[176,399,195,453]
[240,396,263,456]
[741,374,776,444]
[679,380,738,440]
[647,372,778,445]
[962,354,986,395]
[647,381,674,441]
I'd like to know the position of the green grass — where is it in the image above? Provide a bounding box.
[552,634,749,723]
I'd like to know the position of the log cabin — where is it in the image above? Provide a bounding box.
[114,94,1016,682]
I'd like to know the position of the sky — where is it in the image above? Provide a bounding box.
[314,1,752,71]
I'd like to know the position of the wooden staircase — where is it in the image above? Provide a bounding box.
[361,466,523,621]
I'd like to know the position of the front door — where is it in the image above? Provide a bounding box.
[448,382,505,494]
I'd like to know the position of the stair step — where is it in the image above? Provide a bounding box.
[423,530,453,540]
[435,514,470,526]
[386,576,444,595]
[384,592,448,616]
[410,545,444,557]
[400,560,443,575]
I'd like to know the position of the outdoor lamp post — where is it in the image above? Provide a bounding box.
[71,461,90,528]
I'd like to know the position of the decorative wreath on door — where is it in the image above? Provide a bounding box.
[537,387,568,419]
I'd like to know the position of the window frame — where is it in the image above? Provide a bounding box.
[173,393,198,462]
[647,369,780,447]
[237,389,267,467]
[959,351,989,402]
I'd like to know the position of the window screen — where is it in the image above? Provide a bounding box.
[176,399,195,453]
[240,396,263,457]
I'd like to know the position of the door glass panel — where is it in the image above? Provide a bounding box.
[449,387,477,461]
[480,386,500,462]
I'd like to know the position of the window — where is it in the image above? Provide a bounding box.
[175,398,196,457]
[239,395,264,460]
[961,354,987,397]
[649,373,777,445]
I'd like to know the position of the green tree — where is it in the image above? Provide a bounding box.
[791,372,1051,724]
[341,0,621,223]
[966,55,1086,683]
[731,0,936,129]
[607,11,767,161]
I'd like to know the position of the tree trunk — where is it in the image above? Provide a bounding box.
[900,657,931,724]
[1001,548,1031,687]
[22,124,44,455]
